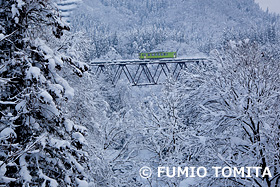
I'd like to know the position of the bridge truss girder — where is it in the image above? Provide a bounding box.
[90,58,208,86]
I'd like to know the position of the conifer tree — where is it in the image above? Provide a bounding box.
[0,0,89,186]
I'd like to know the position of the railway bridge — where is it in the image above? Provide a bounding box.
[90,58,208,86]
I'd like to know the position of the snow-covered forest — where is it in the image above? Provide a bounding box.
[0,0,280,186]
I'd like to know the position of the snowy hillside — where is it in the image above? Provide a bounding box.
[69,0,279,59]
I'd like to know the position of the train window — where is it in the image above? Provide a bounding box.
[161,53,163,56]
[148,54,150,56]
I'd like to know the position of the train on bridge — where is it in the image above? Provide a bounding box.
[139,52,177,60]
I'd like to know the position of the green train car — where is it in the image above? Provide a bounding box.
[139,52,177,60]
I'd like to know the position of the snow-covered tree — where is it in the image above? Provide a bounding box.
[0,0,89,186]
[207,40,280,186]
[186,40,280,186]
[66,76,143,186]
[137,40,280,186]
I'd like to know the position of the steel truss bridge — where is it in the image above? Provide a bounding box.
[90,58,208,86]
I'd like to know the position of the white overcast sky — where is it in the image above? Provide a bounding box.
[255,0,280,14]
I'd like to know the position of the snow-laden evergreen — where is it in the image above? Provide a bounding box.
[0,0,89,186]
